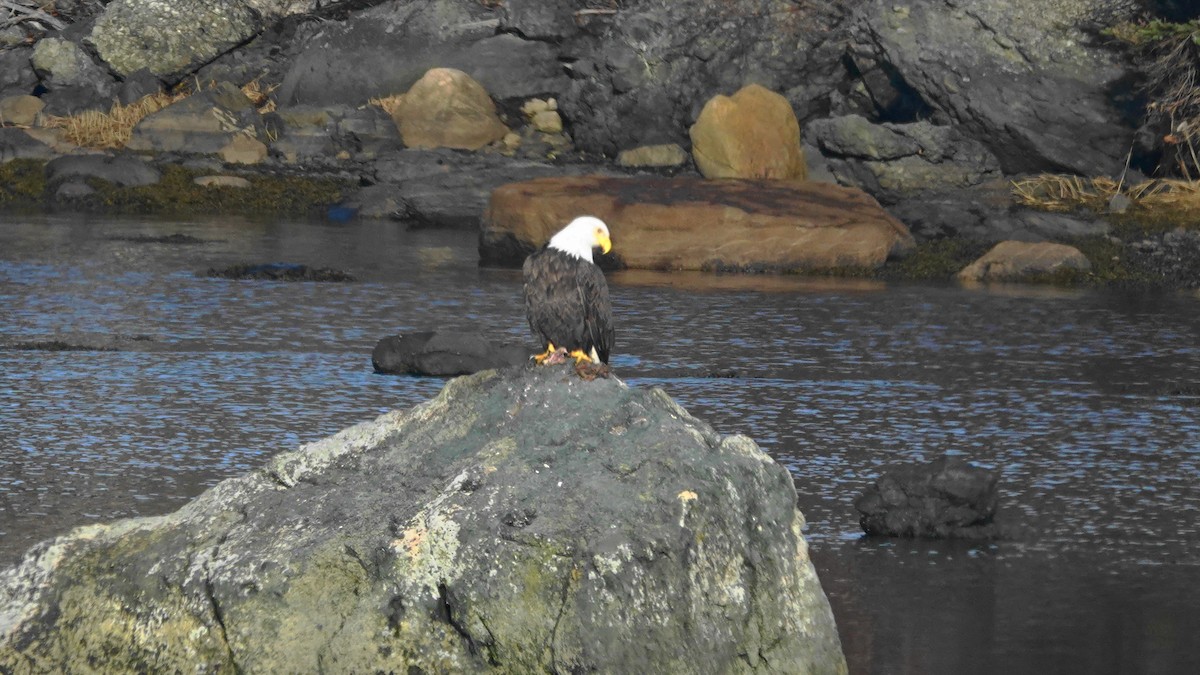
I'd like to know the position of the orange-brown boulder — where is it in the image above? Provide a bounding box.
[958,241,1092,283]
[390,68,509,150]
[481,176,914,272]
[688,84,807,180]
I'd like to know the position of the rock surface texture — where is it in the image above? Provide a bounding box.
[126,82,262,154]
[958,240,1093,283]
[372,330,532,376]
[689,84,808,180]
[481,175,915,271]
[87,0,261,81]
[0,365,847,673]
[854,455,1002,539]
[390,68,510,151]
[847,0,1136,175]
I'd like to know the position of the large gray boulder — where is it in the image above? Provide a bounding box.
[0,365,846,673]
[87,0,262,81]
[0,47,37,100]
[126,81,263,154]
[806,114,1001,203]
[555,0,850,157]
[277,1,565,106]
[29,38,118,115]
[846,0,1138,175]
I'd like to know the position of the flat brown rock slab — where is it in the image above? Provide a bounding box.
[481,176,914,271]
[958,240,1091,283]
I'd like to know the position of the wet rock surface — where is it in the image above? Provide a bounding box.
[855,455,1004,539]
[372,330,532,376]
[203,263,356,282]
[0,365,847,673]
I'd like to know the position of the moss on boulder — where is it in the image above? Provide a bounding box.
[0,365,846,673]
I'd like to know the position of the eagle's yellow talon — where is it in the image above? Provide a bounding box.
[568,349,592,365]
[533,342,558,364]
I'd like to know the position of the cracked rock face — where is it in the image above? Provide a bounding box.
[846,0,1138,175]
[88,0,262,81]
[0,365,846,673]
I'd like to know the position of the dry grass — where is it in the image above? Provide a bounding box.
[39,80,279,150]
[1107,19,1200,178]
[41,90,190,149]
[240,79,277,114]
[1012,174,1200,226]
[369,93,404,118]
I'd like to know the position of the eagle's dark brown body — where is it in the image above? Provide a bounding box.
[522,246,614,364]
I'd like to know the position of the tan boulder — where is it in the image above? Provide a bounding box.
[689,84,808,180]
[958,241,1092,283]
[390,68,509,150]
[0,95,45,126]
[482,176,913,271]
[194,175,252,188]
[219,134,268,165]
[617,143,689,168]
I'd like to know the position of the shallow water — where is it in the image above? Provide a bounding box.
[2,212,1198,674]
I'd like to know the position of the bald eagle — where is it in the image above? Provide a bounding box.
[523,216,614,365]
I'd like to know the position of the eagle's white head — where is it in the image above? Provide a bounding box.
[548,216,613,263]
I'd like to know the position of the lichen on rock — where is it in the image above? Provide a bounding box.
[0,365,846,673]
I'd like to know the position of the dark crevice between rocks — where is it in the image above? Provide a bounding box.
[547,560,578,674]
[843,44,934,124]
[437,582,497,666]
[204,577,242,674]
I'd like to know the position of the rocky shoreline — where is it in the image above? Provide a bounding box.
[1,0,1197,289]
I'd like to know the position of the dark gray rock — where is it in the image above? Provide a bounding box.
[558,1,851,157]
[807,115,1001,203]
[53,180,95,199]
[846,0,1138,176]
[126,81,263,155]
[267,104,401,163]
[0,47,38,99]
[0,365,846,673]
[44,153,162,188]
[1127,228,1200,289]
[372,330,532,376]
[277,1,565,107]
[855,455,1003,539]
[29,37,117,115]
[0,128,57,162]
[356,149,620,227]
[116,68,164,106]
[890,184,1109,242]
[203,263,355,282]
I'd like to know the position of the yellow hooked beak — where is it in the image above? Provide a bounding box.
[596,231,612,255]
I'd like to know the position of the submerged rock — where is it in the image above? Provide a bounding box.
[0,365,846,673]
[854,455,1002,539]
[372,330,531,376]
[204,263,355,282]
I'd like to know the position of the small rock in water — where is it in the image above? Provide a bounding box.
[854,455,1005,539]
[203,263,355,282]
